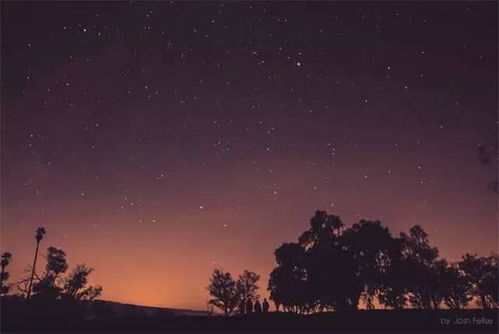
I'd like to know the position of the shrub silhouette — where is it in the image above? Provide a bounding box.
[30,248,102,301]
[32,247,68,301]
[1,252,12,296]
[62,264,102,300]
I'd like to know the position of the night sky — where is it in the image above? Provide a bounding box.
[1,2,497,310]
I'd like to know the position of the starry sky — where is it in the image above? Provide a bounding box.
[1,2,497,310]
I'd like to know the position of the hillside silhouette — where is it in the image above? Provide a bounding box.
[2,297,497,333]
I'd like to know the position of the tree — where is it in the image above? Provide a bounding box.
[254,300,262,312]
[62,264,102,300]
[268,243,307,312]
[245,299,253,313]
[45,247,68,277]
[207,268,238,316]
[27,227,46,299]
[460,254,498,309]
[27,246,102,302]
[238,299,246,315]
[377,239,408,309]
[399,225,441,309]
[32,247,68,300]
[32,275,61,300]
[298,211,343,249]
[268,211,483,312]
[378,277,407,309]
[306,244,362,311]
[268,211,362,313]
[439,261,472,309]
[236,270,260,309]
[342,220,400,309]
[268,265,298,312]
[15,266,40,298]
[1,252,12,296]
[299,211,364,311]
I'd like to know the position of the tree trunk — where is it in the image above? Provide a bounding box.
[26,240,40,299]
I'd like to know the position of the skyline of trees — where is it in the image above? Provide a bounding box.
[266,210,498,313]
[207,268,272,316]
[1,216,497,314]
[207,268,262,316]
[1,227,102,302]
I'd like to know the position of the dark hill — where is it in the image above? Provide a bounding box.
[1,297,497,333]
[87,299,209,318]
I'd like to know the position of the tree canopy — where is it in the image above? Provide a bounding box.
[267,209,498,313]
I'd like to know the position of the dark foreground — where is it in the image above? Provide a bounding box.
[1,299,497,333]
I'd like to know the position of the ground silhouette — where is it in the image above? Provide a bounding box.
[1,297,497,333]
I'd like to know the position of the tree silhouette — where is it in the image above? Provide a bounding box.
[15,266,41,298]
[27,227,46,299]
[207,268,262,316]
[207,268,238,316]
[342,220,400,309]
[45,247,68,276]
[238,299,246,315]
[245,299,253,313]
[23,243,102,302]
[32,276,61,300]
[300,211,363,311]
[377,272,407,309]
[269,212,363,312]
[32,247,69,300]
[399,225,441,309]
[307,244,361,311]
[236,270,260,312]
[438,260,472,309]
[298,211,342,249]
[460,254,498,309]
[268,243,307,312]
[268,210,493,312]
[1,252,13,296]
[3,229,103,308]
[61,264,102,300]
